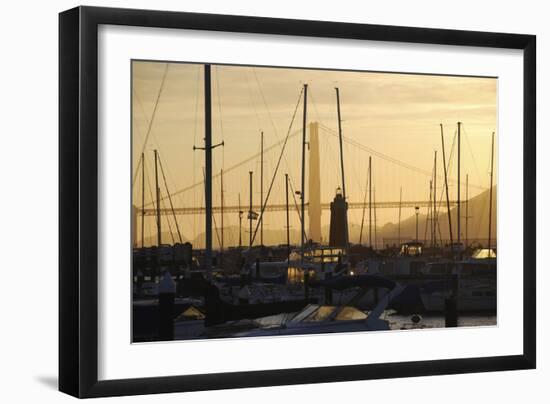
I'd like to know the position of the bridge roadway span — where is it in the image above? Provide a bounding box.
[141,200,461,216]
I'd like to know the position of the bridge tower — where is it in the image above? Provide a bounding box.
[308,121,322,242]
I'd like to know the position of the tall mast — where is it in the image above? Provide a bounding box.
[158,155,183,244]
[285,173,290,262]
[457,122,461,258]
[204,65,213,270]
[465,173,469,249]
[488,131,495,249]
[141,152,145,248]
[260,131,264,246]
[335,88,346,199]
[192,64,223,269]
[249,171,253,248]
[335,88,348,247]
[373,188,377,250]
[428,179,433,246]
[359,163,369,245]
[154,149,161,247]
[300,84,308,263]
[369,156,372,248]
[220,168,224,262]
[398,187,402,247]
[433,150,437,247]
[238,193,242,248]
[440,124,454,249]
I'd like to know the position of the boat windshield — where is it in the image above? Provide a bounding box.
[303,306,336,322]
[290,305,320,323]
[334,306,367,321]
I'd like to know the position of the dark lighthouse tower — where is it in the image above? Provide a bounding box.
[329,187,349,247]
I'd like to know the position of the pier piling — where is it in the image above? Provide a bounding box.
[304,270,310,301]
[444,298,458,327]
[158,271,176,340]
[445,275,459,327]
[324,268,332,304]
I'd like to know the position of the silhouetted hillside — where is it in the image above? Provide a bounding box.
[139,187,496,249]
[353,186,497,247]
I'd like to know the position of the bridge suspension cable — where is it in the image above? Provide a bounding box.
[317,123,486,191]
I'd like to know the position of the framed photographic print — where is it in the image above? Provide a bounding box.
[59,6,536,398]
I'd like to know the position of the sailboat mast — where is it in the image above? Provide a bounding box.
[398,187,402,247]
[260,131,264,246]
[154,149,161,247]
[359,165,369,245]
[440,123,454,249]
[238,193,242,248]
[220,168,224,260]
[373,188,377,250]
[204,64,213,270]
[335,87,349,247]
[433,150,437,247]
[158,155,183,244]
[457,122,461,258]
[369,156,372,248]
[300,84,308,263]
[428,179,433,247]
[465,173,469,249]
[249,171,253,248]
[285,173,290,262]
[141,152,145,248]
[335,88,346,199]
[488,131,495,249]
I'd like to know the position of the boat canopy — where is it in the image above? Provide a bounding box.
[175,306,205,321]
[297,305,367,322]
[471,248,496,259]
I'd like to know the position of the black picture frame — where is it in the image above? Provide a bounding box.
[59,6,536,398]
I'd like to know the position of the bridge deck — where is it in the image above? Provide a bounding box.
[141,200,461,216]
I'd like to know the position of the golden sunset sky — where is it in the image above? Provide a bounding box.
[132,61,497,247]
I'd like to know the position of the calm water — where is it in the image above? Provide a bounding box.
[384,311,497,330]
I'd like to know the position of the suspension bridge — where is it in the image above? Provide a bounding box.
[141,200,463,216]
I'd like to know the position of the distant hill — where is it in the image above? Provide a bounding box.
[140,232,190,247]
[353,186,497,248]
